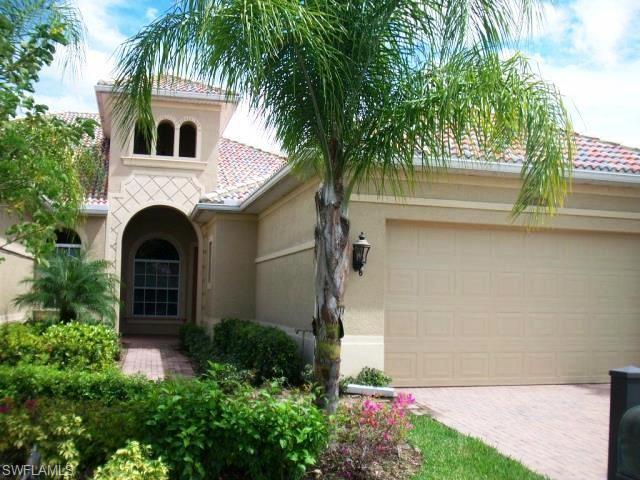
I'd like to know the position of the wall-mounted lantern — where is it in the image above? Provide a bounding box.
[352,232,371,276]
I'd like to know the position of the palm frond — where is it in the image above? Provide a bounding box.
[114,0,573,220]
[14,252,120,324]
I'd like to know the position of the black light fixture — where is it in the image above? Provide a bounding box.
[352,232,371,276]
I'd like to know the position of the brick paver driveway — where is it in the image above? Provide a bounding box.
[405,384,610,480]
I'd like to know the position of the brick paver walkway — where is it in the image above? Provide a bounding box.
[404,384,610,480]
[121,336,194,380]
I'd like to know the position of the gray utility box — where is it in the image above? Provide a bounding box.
[609,366,640,480]
[617,405,640,480]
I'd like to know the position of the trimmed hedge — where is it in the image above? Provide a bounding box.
[0,322,120,371]
[0,364,153,404]
[180,319,303,384]
[179,323,216,374]
[212,319,303,384]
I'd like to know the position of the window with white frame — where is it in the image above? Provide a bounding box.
[55,229,81,256]
[133,239,179,317]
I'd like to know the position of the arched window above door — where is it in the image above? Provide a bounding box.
[156,120,175,156]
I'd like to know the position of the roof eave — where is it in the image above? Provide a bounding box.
[439,157,640,185]
[94,84,239,104]
[192,157,640,222]
[190,165,296,221]
[81,203,109,216]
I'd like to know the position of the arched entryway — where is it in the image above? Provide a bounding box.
[120,206,199,335]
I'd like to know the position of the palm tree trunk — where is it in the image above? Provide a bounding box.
[313,179,350,412]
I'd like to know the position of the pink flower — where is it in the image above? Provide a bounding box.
[0,397,12,415]
[24,399,37,413]
[362,399,382,413]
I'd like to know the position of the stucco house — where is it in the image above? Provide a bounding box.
[1,76,639,387]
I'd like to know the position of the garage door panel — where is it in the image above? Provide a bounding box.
[492,272,525,297]
[385,353,418,381]
[423,353,454,379]
[457,353,489,379]
[491,353,524,378]
[421,270,455,296]
[385,310,418,337]
[421,311,454,336]
[385,221,640,387]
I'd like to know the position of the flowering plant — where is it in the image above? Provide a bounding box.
[322,393,416,478]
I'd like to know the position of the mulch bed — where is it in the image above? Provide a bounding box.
[305,443,422,479]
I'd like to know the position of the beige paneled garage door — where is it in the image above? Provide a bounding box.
[385,221,640,387]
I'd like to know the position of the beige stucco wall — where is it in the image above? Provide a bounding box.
[0,209,107,323]
[255,181,316,327]
[254,172,640,374]
[201,214,257,332]
[75,216,107,259]
[106,97,236,195]
[0,210,34,322]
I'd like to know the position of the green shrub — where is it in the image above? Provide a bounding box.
[179,324,216,374]
[0,366,326,479]
[92,441,169,480]
[0,398,88,476]
[43,323,120,371]
[13,252,119,324]
[211,319,303,385]
[204,361,256,393]
[74,400,150,473]
[0,396,146,476]
[339,366,392,393]
[0,364,152,404]
[144,379,327,480]
[0,323,44,365]
[0,322,120,371]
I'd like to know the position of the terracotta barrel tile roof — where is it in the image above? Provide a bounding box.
[204,139,287,203]
[51,111,640,207]
[51,112,109,204]
[97,75,228,96]
[452,133,640,175]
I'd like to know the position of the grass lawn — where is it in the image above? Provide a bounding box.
[410,415,547,479]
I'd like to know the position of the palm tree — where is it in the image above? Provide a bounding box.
[14,252,120,324]
[113,0,573,411]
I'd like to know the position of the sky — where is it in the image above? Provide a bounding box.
[34,0,640,153]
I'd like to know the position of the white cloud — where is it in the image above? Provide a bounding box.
[568,0,640,66]
[532,3,570,41]
[35,1,124,114]
[526,1,640,147]
[145,8,158,21]
[76,0,126,52]
[223,100,282,154]
[534,56,640,148]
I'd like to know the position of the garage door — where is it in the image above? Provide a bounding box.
[385,221,640,387]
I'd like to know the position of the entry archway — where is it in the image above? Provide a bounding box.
[120,206,199,335]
